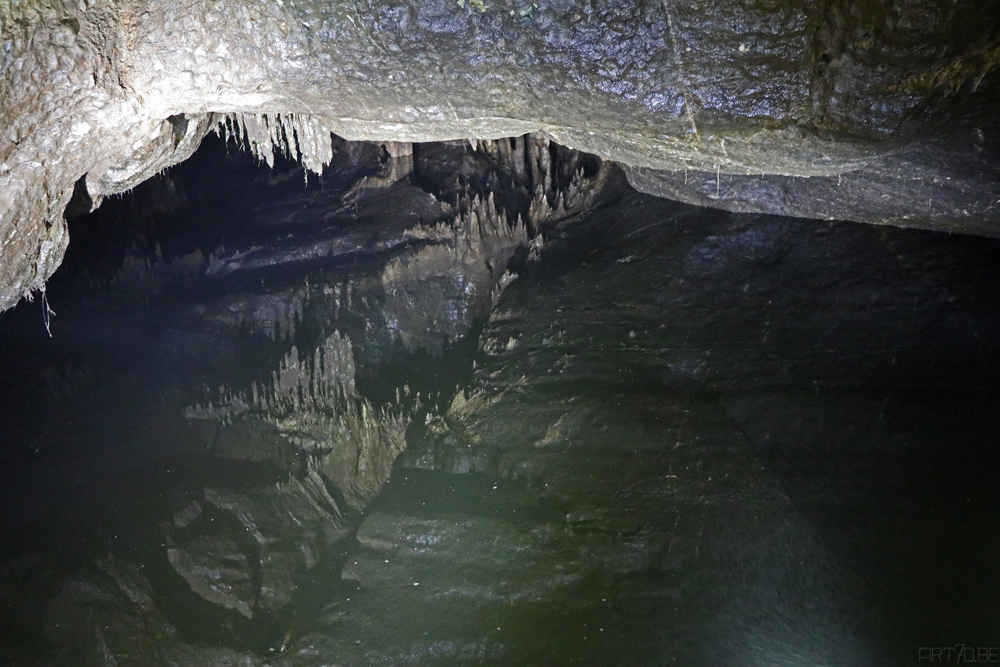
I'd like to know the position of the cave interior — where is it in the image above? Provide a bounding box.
[1,1,1000,664]
[0,126,997,666]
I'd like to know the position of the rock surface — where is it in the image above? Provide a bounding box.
[0,134,609,664]
[293,189,1000,666]
[2,1,1000,309]
[0,137,999,664]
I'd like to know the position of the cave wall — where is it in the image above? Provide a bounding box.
[2,0,999,311]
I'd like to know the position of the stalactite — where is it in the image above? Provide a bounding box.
[217,113,337,175]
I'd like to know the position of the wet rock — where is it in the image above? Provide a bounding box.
[5,130,1000,665]
[4,133,605,659]
[177,333,404,619]
[624,141,1000,236]
[197,333,409,509]
[44,555,177,666]
[44,550,268,666]
[348,510,601,602]
[211,419,292,469]
[200,178,447,282]
[157,644,266,667]
[156,461,353,624]
[177,136,595,357]
[380,192,527,352]
[173,500,203,530]
[298,189,1000,665]
[167,536,256,619]
[48,132,607,364]
[201,477,349,613]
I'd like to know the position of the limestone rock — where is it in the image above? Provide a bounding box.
[2,0,1000,309]
[167,536,256,619]
[43,555,177,666]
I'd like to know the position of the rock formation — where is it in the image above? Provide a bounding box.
[1,4,999,664]
[2,0,999,310]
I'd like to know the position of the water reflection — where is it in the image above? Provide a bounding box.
[0,136,998,666]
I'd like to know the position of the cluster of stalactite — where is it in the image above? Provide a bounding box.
[184,332,408,509]
[217,113,339,177]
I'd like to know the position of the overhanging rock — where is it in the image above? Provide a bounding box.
[2,0,999,310]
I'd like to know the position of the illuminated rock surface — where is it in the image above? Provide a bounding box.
[1,1,999,309]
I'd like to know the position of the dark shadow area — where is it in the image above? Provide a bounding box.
[0,129,998,667]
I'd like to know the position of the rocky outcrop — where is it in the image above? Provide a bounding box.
[0,131,610,665]
[380,191,526,351]
[44,333,403,663]
[624,140,1000,236]
[301,188,1000,666]
[2,0,1000,310]
[166,534,257,619]
[180,332,406,616]
[44,553,268,666]
[185,133,604,358]
[3,135,1000,664]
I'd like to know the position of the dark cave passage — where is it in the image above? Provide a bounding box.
[0,132,998,667]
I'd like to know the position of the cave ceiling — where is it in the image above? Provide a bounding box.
[1,0,999,311]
